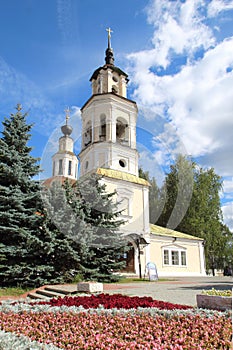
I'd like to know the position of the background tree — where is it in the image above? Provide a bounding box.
[156,155,194,229]
[178,166,230,273]
[139,167,165,224]
[155,155,232,272]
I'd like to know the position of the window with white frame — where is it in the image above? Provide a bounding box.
[163,247,187,267]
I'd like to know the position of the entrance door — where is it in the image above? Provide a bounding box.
[121,244,135,273]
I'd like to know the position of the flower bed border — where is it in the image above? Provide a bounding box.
[196,293,232,311]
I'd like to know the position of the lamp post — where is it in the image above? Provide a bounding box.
[136,239,142,279]
[135,237,149,279]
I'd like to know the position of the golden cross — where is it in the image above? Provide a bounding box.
[64,107,70,124]
[106,27,113,49]
[106,27,113,39]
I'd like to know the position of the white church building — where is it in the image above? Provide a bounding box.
[49,30,206,278]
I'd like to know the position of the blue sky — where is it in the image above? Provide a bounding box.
[0,0,233,230]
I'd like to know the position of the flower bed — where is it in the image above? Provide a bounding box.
[0,294,232,349]
[34,293,192,310]
[202,288,232,297]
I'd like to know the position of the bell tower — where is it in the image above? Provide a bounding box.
[78,28,138,177]
[78,30,150,275]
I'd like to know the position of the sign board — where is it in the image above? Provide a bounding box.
[146,262,158,281]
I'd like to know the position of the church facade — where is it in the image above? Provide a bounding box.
[50,30,206,277]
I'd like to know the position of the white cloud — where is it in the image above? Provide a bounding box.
[167,39,233,159]
[222,202,233,231]
[127,1,233,171]
[223,178,233,193]
[208,0,233,17]
[144,0,215,68]
[127,0,233,228]
[129,38,233,166]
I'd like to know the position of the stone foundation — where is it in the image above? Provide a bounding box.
[77,282,103,293]
[196,294,232,311]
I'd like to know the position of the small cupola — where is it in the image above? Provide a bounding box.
[52,108,78,180]
[90,28,129,98]
[59,108,74,153]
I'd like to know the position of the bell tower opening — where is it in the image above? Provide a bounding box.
[84,120,92,147]
[99,114,106,141]
[116,118,128,145]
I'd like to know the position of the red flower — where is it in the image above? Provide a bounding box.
[35,293,192,310]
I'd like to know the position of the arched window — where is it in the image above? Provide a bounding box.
[58,159,63,175]
[84,120,92,146]
[99,114,106,141]
[68,161,72,176]
[116,117,128,145]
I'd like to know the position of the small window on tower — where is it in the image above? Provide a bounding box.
[112,76,118,82]
[100,115,106,141]
[58,159,63,175]
[68,161,72,175]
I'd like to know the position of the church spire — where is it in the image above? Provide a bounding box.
[105,27,114,65]
[51,107,78,180]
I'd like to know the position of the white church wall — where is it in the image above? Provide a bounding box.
[102,178,150,236]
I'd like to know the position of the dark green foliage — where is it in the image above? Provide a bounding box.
[156,155,195,229]
[139,167,165,224]
[0,106,80,287]
[61,175,128,282]
[42,176,128,283]
[0,105,55,287]
[0,106,126,287]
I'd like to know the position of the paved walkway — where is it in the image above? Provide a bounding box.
[1,276,233,306]
[104,276,233,306]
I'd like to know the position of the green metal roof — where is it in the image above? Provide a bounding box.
[150,224,203,241]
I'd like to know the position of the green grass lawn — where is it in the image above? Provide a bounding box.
[0,287,30,297]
